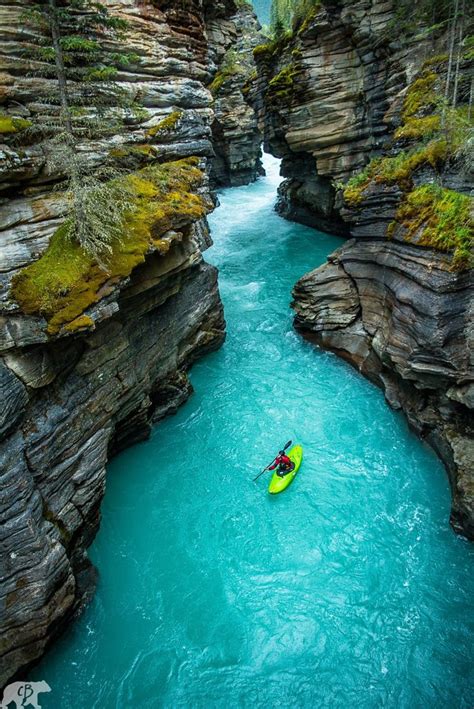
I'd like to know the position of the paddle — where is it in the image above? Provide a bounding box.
[253,440,292,482]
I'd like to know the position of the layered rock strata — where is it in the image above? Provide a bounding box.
[253,1,426,233]
[255,1,474,538]
[0,0,255,685]
[207,4,264,186]
[293,231,473,539]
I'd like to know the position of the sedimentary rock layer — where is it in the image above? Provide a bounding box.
[292,234,473,538]
[254,0,425,232]
[0,0,259,685]
[0,227,225,684]
[255,0,474,537]
[207,5,264,186]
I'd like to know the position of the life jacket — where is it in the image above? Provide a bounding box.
[269,453,292,470]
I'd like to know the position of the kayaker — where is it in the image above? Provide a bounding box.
[268,450,295,477]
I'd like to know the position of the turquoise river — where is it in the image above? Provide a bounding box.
[34,156,473,708]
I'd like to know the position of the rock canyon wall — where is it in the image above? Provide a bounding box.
[254,0,473,539]
[0,0,261,684]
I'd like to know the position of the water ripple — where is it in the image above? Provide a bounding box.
[33,154,474,709]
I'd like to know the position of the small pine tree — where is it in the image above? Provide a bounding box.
[22,0,141,263]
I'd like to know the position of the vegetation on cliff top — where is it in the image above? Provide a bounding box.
[270,0,321,36]
[253,0,320,59]
[10,158,208,335]
[390,185,473,267]
[209,49,247,96]
[344,40,473,270]
[23,0,145,262]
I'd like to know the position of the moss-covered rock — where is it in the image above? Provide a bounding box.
[10,157,209,335]
[63,315,95,333]
[253,32,293,61]
[209,62,246,96]
[343,60,473,259]
[401,71,438,122]
[0,114,32,134]
[147,111,182,138]
[391,185,473,269]
[266,64,301,102]
[343,139,448,204]
[108,144,158,169]
[109,144,156,159]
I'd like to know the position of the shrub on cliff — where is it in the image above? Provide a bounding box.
[23,0,143,262]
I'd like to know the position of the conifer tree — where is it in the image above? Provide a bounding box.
[23,0,140,261]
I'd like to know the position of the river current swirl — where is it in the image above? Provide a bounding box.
[34,156,473,708]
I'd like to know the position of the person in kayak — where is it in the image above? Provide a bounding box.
[268,450,295,477]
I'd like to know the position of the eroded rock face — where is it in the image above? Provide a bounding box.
[254,0,424,232]
[255,0,474,538]
[292,210,474,540]
[207,5,264,186]
[0,0,255,685]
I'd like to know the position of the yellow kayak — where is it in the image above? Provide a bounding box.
[268,445,303,494]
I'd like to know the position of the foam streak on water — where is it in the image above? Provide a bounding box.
[34,155,474,709]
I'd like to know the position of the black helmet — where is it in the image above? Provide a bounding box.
[279,450,285,455]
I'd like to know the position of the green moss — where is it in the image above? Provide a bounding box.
[109,144,156,158]
[401,72,438,122]
[392,185,473,268]
[422,54,448,69]
[108,144,157,167]
[343,139,448,205]
[209,65,245,96]
[0,115,32,134]
[10,157,208,335]
[376,141,447,182]
[147,110,182,138]
[253,43,273,60]
[242,69,258,97]
[64,314,94,333]
[343,165,374,205]
[253,31,293,61]
[296,2,321,34]
[267,64,301,101]
[394,114,441,140]
[209,70,227,95]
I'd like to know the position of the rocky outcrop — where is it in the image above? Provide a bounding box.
[253,1,426,233]
[0,0,257,685]
[293,233,473,538]
[256,1,474,538]
[207,4,264,186]
[0,225,225,685]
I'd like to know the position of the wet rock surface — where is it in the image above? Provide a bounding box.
[0,0,253,685]
[207,5,264,186]
[255,0,474,538]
